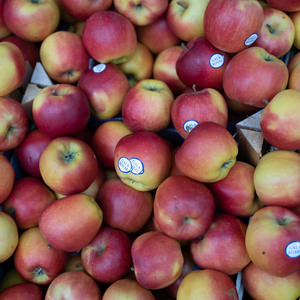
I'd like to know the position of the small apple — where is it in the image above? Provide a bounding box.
[0,283,43,300]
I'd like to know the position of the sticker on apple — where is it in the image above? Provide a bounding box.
[118,157,132,173]
[244,33,259,46]
[209,53,225,69]
[285,241,300,258]
[183,120,199,133]
[93,63,106,73]
[118,157,144,175]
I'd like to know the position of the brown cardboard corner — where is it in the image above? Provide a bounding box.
[30,62,54,87]
[236,109,264,132]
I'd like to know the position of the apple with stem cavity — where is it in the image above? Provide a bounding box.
[0,283,44,300]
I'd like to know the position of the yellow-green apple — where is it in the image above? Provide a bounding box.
[40,31,90,84]
[39,137,98,195]
[260,89,300,150]
[38,193,103,252]
[2,176,56,230]
[77,63,130,120]
[153,175,215,240]
[82,10,137,64]
[0,153,14,204]
[121,79,174,132]
[136,15,181,54]
[223,46,289,108]
[153,45,186,96]
[102,278,155,300]
[287,51,300,73]
[203,0,264,53]
[32,84,90,139]
[0,266,26,292]
[266,0,300,12]
[114,131,172,191]
[131,231,184,289]
[97,177,153,233]
[3,0,60,42]
[0,0,11,39]
[175,121,238,183]
[13,227,68,285]
[63,253,84,272]
[288,64,300,91]
[208,161,263,217]
[177,269,238,300]
[0,283,43,300]
[176,36,231,91]
[114,0,168,26]
[166,0,210,42]
[253,150,300,208]
[290,11,300,49]
[245,205,300,277]
[91,120,133,169]
[243,262,300,300]
[0,211,18,263]
[81,225,132,283]
[44,270,102,300]
[253,7,295,58]
[190,213,251,275]
[60,0,113,21]
[0,41,26,97]
[0,97,28,151]
[67,20,85,36]
[171,88,228,139]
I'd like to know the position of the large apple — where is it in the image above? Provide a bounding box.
[203,0,264,53]
[175,121,238,183]
[223,46,289,108]
[266,0,300,12]
[0,153,15,204]
[245,205,300,277]
[0,283,43,300]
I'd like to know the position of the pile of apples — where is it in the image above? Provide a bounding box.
[0,0,300,299]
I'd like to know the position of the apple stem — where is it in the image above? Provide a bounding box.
[265,24,274,34]
[181,42,188,51]
[176,1,188,9]
[33,267,45,277]
[192,84,197,93]
[262,99,269,106]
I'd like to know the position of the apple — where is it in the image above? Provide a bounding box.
[245,205,300,277]
[39,31,90,84]
[131,231,184,289]
[288,64,300,91]
[253,150,300,208]
[82,10,137,64]
[166,0,210,42]
[0,266,27,292]
[287,50,300,73]
[44,270,102,300]
[97,177,153,233]
[135,15,181,55]
[175,121,238,183]
[177,269,238,300]
[0,283,43,300]
[39,136,99,195]
[153,175,215,241]
[0,153,15,204]
[224,94,260,116]
[77,63,130,120]
[63,253,84,272]
[0,41,26,97]
[290,11,300,49]
[168,145,185,177]
[203,0,264,53]
[223,46,289,108]
[67,20,85,36]
[121,79,174,132]
[171,88,228,139]
[114,131,172,191]
[3,0,60,42]
[114,0,168,26]
[14,227,68,285]
[0,0,11,39]
[266,0,300,12]
[175,36,231,91]
[0,211,18,263]
[208,161,263,217]
[243,262,300,300]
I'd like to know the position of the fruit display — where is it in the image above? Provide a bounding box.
[0,0,300,299]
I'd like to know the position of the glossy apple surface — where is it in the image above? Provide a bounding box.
[0,283,43,300]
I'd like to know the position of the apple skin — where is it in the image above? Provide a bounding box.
[38,193,103,252]
[243,262,300,300]
[153,175,215,241]
[97,177,153,233]
[177,269,238,300]
[39,136,99,195]
[245,206,300,277]
[63,253,84,272]
[82,10,137,64]
[77,63,130,120]
[166,0,210,42]
[3,0,60,42]
[203,0,264,53]
[266,0,300,12]
[81,226,132,284]
[171,88,228,139]
[0,0,11,39]
[253,7,295,58]
[0,153,15,205]
[290,11,300,50]
[114,131,172,191]
[44,270,102,300]
[260,89,300,150]
[0,283,44,300]
[288,63,300,91]
[223,46,289,108]
[175,121,238,183]
[131,231,184,290]
[0,96,28,152]
[121,79,174,132]
[175,36,231,91]
[0,41,26,97]
[208,161,263,217]
[0,266,27,292]
[253,150,300,208]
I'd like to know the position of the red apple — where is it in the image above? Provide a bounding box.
[0,153,14,204]
[0,0,11,39]
[266,0,300,12]
[0,283,43,300]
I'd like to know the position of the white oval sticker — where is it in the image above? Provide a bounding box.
[93,63,106,73]
[183,120,199,133]
[285,241,300,258]
[130,158,144,175]
[118,157,131,173]
[209,53,225,69]
[244,33,259,46]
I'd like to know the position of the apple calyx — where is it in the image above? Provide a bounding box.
[33,267,47,278]
[97,244,106,256]
[176,1,188,11]
[221,159,235,170]
[265,24,276,35]
[277,217,289,226]
[63,151,77,163]
[31,0,43,4]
